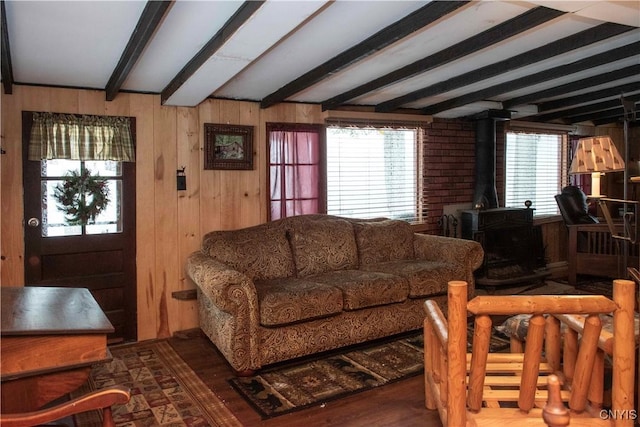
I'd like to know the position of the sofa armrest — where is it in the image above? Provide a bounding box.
[186,251,259,316]
[414,234,483,297]
[413,234,484,291]
[186,251,262,373]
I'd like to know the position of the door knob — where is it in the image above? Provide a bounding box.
[27,218,40,227]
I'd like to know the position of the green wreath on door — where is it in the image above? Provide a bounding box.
[53,169,110,226]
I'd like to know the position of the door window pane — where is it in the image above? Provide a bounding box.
[86,179,122,234]
[42,180,82,237]
[85,160,121,177]
[41,160,123,236]
[42,159,80,177]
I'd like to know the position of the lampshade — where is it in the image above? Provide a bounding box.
[569,136,625,198]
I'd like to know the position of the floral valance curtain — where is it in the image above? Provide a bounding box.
[28,112,135,162]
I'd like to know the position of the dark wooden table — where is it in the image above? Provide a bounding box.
[1,286,114,413]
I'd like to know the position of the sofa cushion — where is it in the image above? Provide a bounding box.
[353,219,415,265]
[202,223,294,281]
[362,260,458,298]
[307,269,409,311]
[288,218,358,277]
[254,277,343,327]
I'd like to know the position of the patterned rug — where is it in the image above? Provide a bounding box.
[572,277,614,298]
[229,330,509,419]
[229,333,424,419]
[73,340,242,427]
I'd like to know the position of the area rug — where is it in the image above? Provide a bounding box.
[228,333,424,419]
[573,278,614,298]
[229,330,509,419]
[73,340,243,427]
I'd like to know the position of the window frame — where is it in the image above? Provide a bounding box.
[325,124,426,223]
[266,120,427,224]
[266,123,326,221]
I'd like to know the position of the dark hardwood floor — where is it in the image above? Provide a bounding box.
[168,331,443,427]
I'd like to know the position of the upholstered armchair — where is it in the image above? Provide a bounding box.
[555,185,598,226]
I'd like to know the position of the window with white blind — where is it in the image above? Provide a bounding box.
[505,132,568,215]
[326,126,424,222]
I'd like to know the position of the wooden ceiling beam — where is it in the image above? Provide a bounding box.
[537,81,640,112]
[368,7,565,113]
[366,23,631,115]
[573,107,628,125]
[526,93,640,122]
[592,109,639,126]
[161,1,265,105]
[503,64,640,109]
[105,0,172,101]
[421,38,639,115]
[1,0,14,95]
[260,1,469,109]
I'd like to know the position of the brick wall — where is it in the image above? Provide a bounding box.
[422,118,506,235]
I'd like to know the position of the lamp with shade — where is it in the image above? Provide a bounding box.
[569,136,625,198]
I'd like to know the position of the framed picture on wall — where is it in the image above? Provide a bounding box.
[204,123,254,170]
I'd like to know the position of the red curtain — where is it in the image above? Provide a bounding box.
[268,124,322,220]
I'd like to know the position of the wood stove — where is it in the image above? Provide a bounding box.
[462,207,548,287]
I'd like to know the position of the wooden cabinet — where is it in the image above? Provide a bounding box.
[1,286,113,413]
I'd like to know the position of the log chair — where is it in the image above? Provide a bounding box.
[0,386,130,427]
[424,279,636,427]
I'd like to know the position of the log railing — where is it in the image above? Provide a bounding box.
[424,279,636,427]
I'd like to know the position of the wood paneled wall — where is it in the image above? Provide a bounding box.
[0,86,323,340]
[2,86,632,341]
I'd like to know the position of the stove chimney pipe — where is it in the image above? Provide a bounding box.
[473,118,499,209]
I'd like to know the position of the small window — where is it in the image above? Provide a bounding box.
[505,132,568,215]
[267,124,324,220]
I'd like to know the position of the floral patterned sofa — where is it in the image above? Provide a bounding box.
[186,214,483,374]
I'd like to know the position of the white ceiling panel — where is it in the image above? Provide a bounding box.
[526,0,640,27]
[214,0,427,100]
[288,0,534,102]
[5,1,146,89]
[348,13,601,106]
[354,21,639,110]
[165,0,329,106]
[494,57,640,102]
[122,0,244,93]
[2,0,637,124]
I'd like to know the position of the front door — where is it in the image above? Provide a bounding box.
[22,112,137,343]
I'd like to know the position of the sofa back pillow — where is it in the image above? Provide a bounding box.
[354,219,415,265]
[202,223,295,281]
[288,218,358,277]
